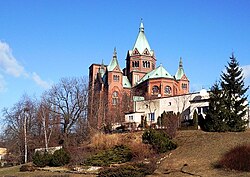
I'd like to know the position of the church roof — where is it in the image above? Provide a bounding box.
[137,64,173,85]
[107,48,122,72]
[132,21,152,54]
[175,57,186,80]
[123,76,132,88]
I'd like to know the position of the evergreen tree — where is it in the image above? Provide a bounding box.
[204,81,228,132]
[159,111,168,127]
[192,109,199,130]
[220,53,249,131]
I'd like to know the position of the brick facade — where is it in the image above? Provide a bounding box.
[88,22,189,129]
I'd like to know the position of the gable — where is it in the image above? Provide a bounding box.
[113,65,122,72]
[181,74,189,81]
[143,48,150,55]
[133,48,140,55]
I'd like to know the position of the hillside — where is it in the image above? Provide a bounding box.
[1,130,250,177]
[149,129,250,177]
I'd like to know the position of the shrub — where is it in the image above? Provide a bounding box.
[128,141,155,161]
[98,162,156,177]
[50,149,70,167]
[142,129,177,153]
[217,144,250,172]
[33,149,70,167]
[20,164,36,172]
[33,151,52,167]
[85,145,132,166]
[157,111,178,138]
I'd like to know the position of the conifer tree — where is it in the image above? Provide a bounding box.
[192,109,199,129]
[220,53,249,131]
[204,81,228,132]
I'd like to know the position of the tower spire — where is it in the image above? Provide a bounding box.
[98,59,105,76]
[132,19,151,54]
[140,18,144,32]
[179,57,183,68]
[113,47,117,59]
[175,57,186,80]
[101,59,104,67]
[107,47,121,72]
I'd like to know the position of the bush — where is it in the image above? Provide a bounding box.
[142,129,177,153]
[20,164,37,172]
[98,162,156,177]
[157,111,178,138]
[85,145,132,166]
[128,142,155,161]
[33,149,70,167]
[33,151,52,167]
[50,149,70,167]
[217,144,250,172]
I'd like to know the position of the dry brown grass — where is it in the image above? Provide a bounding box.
[89,132,122,150]
[89,132,142,150]
[89,132,154,161]
[148,129,250,177]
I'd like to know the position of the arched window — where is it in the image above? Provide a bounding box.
[148,61,150,68]
[182,83,187,89]
[135,61,139,67]
[112,91,119,105]
[132,61,135,67]
[113,75,119,81]
[152,86,159,95]
[164,86,171,95]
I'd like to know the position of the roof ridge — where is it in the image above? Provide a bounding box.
[136,64,173,85]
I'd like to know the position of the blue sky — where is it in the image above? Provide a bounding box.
[0,0,250,113]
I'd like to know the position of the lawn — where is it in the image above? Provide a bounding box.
[0,165,95,177]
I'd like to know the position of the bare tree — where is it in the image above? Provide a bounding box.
[2,94,38,163]
[173,94,192,127]
[45,77,88,146]
[142,96,158,127]
[37,98,58,151]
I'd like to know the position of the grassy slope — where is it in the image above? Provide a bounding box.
[149,129,250,177]
[2,130,250,177]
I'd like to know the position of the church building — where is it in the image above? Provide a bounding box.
[88,21,189,129]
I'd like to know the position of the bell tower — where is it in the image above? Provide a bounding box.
[125,20,156,86]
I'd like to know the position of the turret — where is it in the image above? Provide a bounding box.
[175,57,185,80]
[125,20,156,86]
[175,57,189,94]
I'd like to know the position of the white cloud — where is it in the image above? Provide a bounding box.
[241,65,250,80]
[0,74,7,93]
[32,72,51,89]
[0,41,26,77]
[0,41,52,89]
